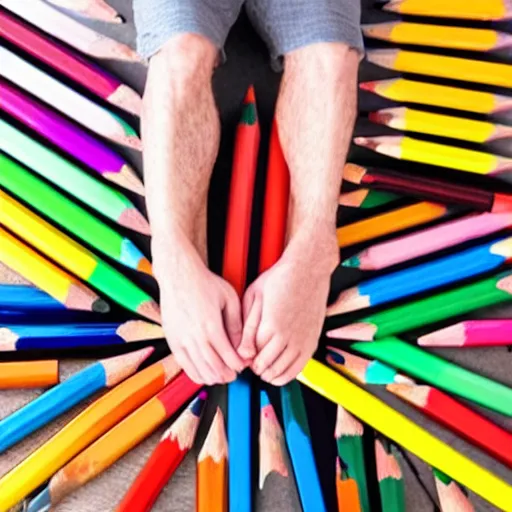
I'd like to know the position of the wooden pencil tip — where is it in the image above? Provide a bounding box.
[108,84,142,117]
[359,81,378,93]
[353,137,379,151]
[116,320,164,342]
[66,283,109,312]
[0,327,18,351]
[244,85,256,104]
[335,405,363,438]
[386,383,429,408]
[137,300,162,324]
[137,258,153,276]
[343,163,366,184]
[417,324,464,347]
[199,407,228,463]
[375,438,402,481]
[326,323,376,341]
[118,208,151,236]
[103,346,154,387]
[104,165,145,196]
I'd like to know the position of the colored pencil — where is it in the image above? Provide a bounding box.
[223,87,259,512]
[0,227,109,313]
[0,47,141,150]
[330,236,512,315]
[367,48,512,90]
[363,21,512,54]
[2,0,140,61]
[0,12,140,116]
[0,80,144,195]
[297,360,512,511]
[343,164,512,213]
[0,360,59,389]
[27,372,200,512]
[0,261,30,286]
[419,320,512,347]
[0,285,65,312]
[327,348,413,386]
[0,192,160,322]
[337,202,452,248]
[348,338,512,416]
[0,121,148,233]
[433,469,475,512]
[0,355,181,510]
[328,270,512,342]
[0,321,164,352]
[354,136,512,180]
[360,78,512,118]
[116,392,208,512]
[375,438,405,512]
[0,348,153,453]
[336,457,362,512]
[281,381,327,511]
[0,154,151,273]
[379,0,512,22]
[46,0,123,23]
[342,212,512,271]
[387,383,512,467]
[339,188,399,209]
[335,406,368,512]
[197,407,228,512]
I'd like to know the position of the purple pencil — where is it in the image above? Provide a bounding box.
[0,80,144,196]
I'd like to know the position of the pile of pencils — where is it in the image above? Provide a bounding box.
[1,1,511,511]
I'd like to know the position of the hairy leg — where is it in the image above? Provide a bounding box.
[240,42,360,385]
[143,34,244,385]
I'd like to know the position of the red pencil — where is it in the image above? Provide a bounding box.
[0,10,141,116]
[387,383,512,467]
[116,391,208,512]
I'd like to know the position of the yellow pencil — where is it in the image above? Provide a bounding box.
[298,360,512,511]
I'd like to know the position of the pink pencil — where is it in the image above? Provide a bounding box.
[342,212,512,271]
[419,320,512,347]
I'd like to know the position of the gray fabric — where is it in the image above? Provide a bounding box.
[134,0,364,60]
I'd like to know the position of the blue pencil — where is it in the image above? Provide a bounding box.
[0,347,153,453]
[0,321,164,351]
[0,284,64,311]
[328,236,512,315]
[281,381,327,512]
[228,371,252,512]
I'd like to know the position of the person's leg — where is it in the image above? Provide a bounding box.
[134,1,246,385]
[240,1,363,385]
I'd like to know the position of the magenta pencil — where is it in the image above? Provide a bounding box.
[0,80,144,196]
[419,320,512,347]
[342,212,512,271]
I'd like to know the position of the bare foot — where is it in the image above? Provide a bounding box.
[153,231,245,385]
[239,229,339,386]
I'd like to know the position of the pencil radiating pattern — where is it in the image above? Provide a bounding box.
[2,0,140,61]
[339,188,399,209]
[0,192,160,322]
[375,439,405,512]
[336,457,362,512]
[335,406,367,512]
[354,136,512,179]
[379,0,512,21]
[197,408,228,512]
[0,360,59,389]
[0,121,148,234]
[0,356,181,510]
[367,49,512,89]
[0,80,144,195]
[0,154,151,273]
[0,348,153,453]
[281,381,327,512]
[350,338,512,416]
[46,0,123,23]
[0,47,141,150]
[419,320,512,347]
[327,270,512,342]
[0,227,109,313]
[0,321,164,352]
[297,360,512,511]
[434,469,475,512]
[337,202,451,248]
[116,392,207,512]
[0,11,141,116]
[342,213,512,271]
[363,21,512,54]
[387,383,512,467]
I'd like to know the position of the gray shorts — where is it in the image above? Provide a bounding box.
[134,0,364,64]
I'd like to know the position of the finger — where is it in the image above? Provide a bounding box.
[251,336,287,376]
[222,284,243,349]
[173,346,204,385]
[239,292,262,360]
[261,349,299,383]
[271,354,308,387]
[188,341,219,386]
[210,321,245,374]
[201,341,237,384]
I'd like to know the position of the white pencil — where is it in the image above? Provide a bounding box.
[46,0,123,23]
[0,46,141,150]
[0,0,140,62]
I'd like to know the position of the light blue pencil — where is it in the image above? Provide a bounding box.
[0,284,64,311]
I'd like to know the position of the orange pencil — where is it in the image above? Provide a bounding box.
[336,457,362,512]
[0,360,58,389]
[197,407,228,512]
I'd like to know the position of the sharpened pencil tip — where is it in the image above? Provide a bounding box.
[244,85,256,104]
[137,258,153,276]
[138,300,162,324]
[341,254,361,268]
[118,208,151,236]
[359,81,378,93]
[354,137,379,151]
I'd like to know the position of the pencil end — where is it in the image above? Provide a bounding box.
[326,322,376,341]
[92,297,110,314]
[353,136,379,151]
[103,346,154,387]
[26,485,51,512]
[108,85,142,117]
[417,324,465,347]
[341,254,361,269]
[66,283,109,313]
[327,288,370,316]
[116,320,164,342]
[118,208,151,236]
[137,300,162,324]
[366,49,399,70]
[386,383,429,408]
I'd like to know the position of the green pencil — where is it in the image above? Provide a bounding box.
[350,338,512,416]
[339,188,399,209]
[0,154,151,275]
[0,119,149,235]
[375,438,406,512]
[328,270,512,341]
